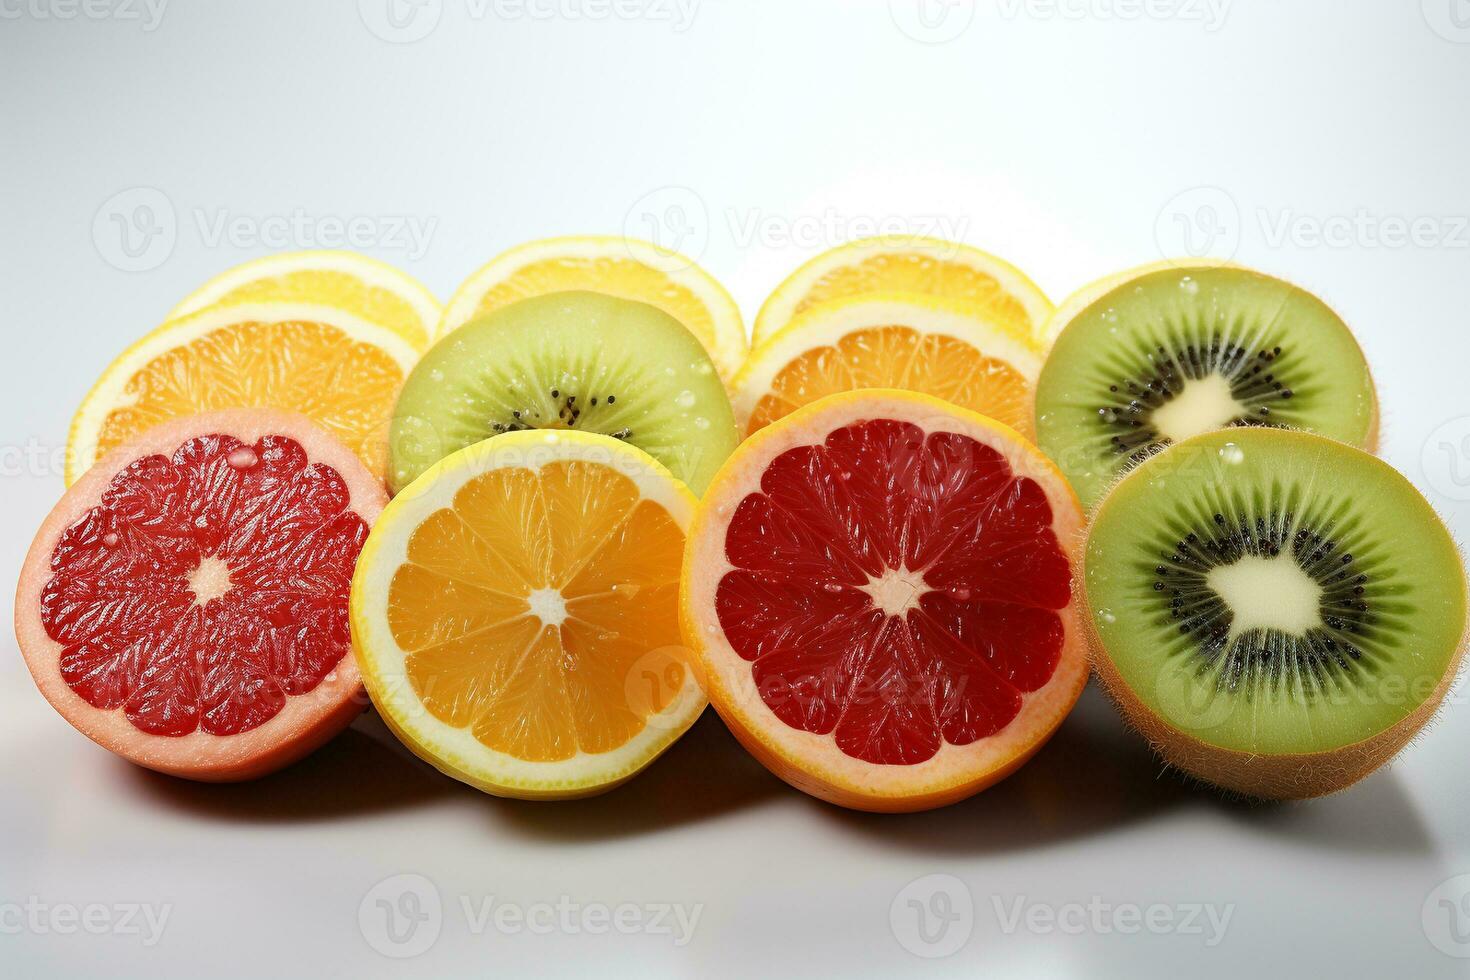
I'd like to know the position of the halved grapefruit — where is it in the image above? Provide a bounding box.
[681,389,1088,812]
[15,409,385,781]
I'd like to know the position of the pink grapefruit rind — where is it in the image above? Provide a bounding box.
[680,388,1089,812]
[15,408,386,782]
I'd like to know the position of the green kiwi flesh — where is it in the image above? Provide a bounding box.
[1035,265,1377,511]
[388,291,738,495]
[1084,427,1466,798]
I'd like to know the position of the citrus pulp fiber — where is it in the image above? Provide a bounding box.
[682,389,1088,812]
[15,409,385,780]
[353,430,706,798]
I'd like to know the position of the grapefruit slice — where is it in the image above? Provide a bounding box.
[351,429,706,799]
[15,409,385,781]
[681,389,1088,812]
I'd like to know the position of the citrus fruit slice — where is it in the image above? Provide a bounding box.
[752,236,1053,349]
[438,235,747,383]
[167,250,440,350]
[15,409,385,781]
[732,293,1042,439]
[351,429,706,799]
[682,389,1088,812]
[66,302,420,487]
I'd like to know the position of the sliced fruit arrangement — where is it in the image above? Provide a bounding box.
[351,429,706,799]
[1084,427,1467,799]
[67,302,420,487]
[167,250,441,351]
[682,389,1088,812]
[752,236,1053,350]
[439,235,748,383]
[15,409,384,781]
[1034,263,1378,510]
[732,292,1041,439]
[389,291,738,496]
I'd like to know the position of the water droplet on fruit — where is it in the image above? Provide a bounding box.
[429,368,444,383]
[675,390,696,408]
[1219,443,1244,465]
[227,447,259,470]
[102,532,120,547]
[693,416,710,430]
[1179,276,1199,296]
[1098,608,1117,624]
[694,362,713,376]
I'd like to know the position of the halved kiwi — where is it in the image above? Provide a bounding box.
[1084,427,1467,799]
[388,291,738,495]
[1035,263,1378,510]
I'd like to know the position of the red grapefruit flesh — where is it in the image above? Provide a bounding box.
[15,408,386,781]
[681,389,1088,812]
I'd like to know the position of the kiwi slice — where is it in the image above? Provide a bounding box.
[1085,427,1467,799]
[388,291,738,495]
[1035,264,1378,510]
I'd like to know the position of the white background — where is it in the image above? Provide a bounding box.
[4,1,1470,976]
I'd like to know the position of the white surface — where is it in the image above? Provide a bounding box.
[4,2,1470,977]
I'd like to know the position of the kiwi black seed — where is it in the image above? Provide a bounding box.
[1035,264,1378,510]
[387,291,737,495]
[1083,427,1467,799]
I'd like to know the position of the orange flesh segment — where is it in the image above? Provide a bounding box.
[793,255,1033,333]
[389,460,686,762]
[95,320,405,481]
[470,256,715,349]
[748,326,1033,437]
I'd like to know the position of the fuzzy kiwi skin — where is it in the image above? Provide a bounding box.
[1078,458,1466,801]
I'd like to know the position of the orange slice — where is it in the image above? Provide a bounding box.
[753,236,1053,349]
[731,292,1042,439]
[166,250,440,351]
[65,302,419,487]
[439,235,747,384]
[350,430,705,798]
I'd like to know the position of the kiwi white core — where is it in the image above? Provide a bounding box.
[527,588,569,627]
[1207,554,1323,640]
[187,556,233,606]
[862,567,928,618]
[1149,374,1246,443]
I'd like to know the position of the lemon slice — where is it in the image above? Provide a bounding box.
[350,430,706,799]
[167,250,440,350]
[439,235,747,383]
[753,236,1053,350]
[732,292,1043,438]
[66,302,420,486]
